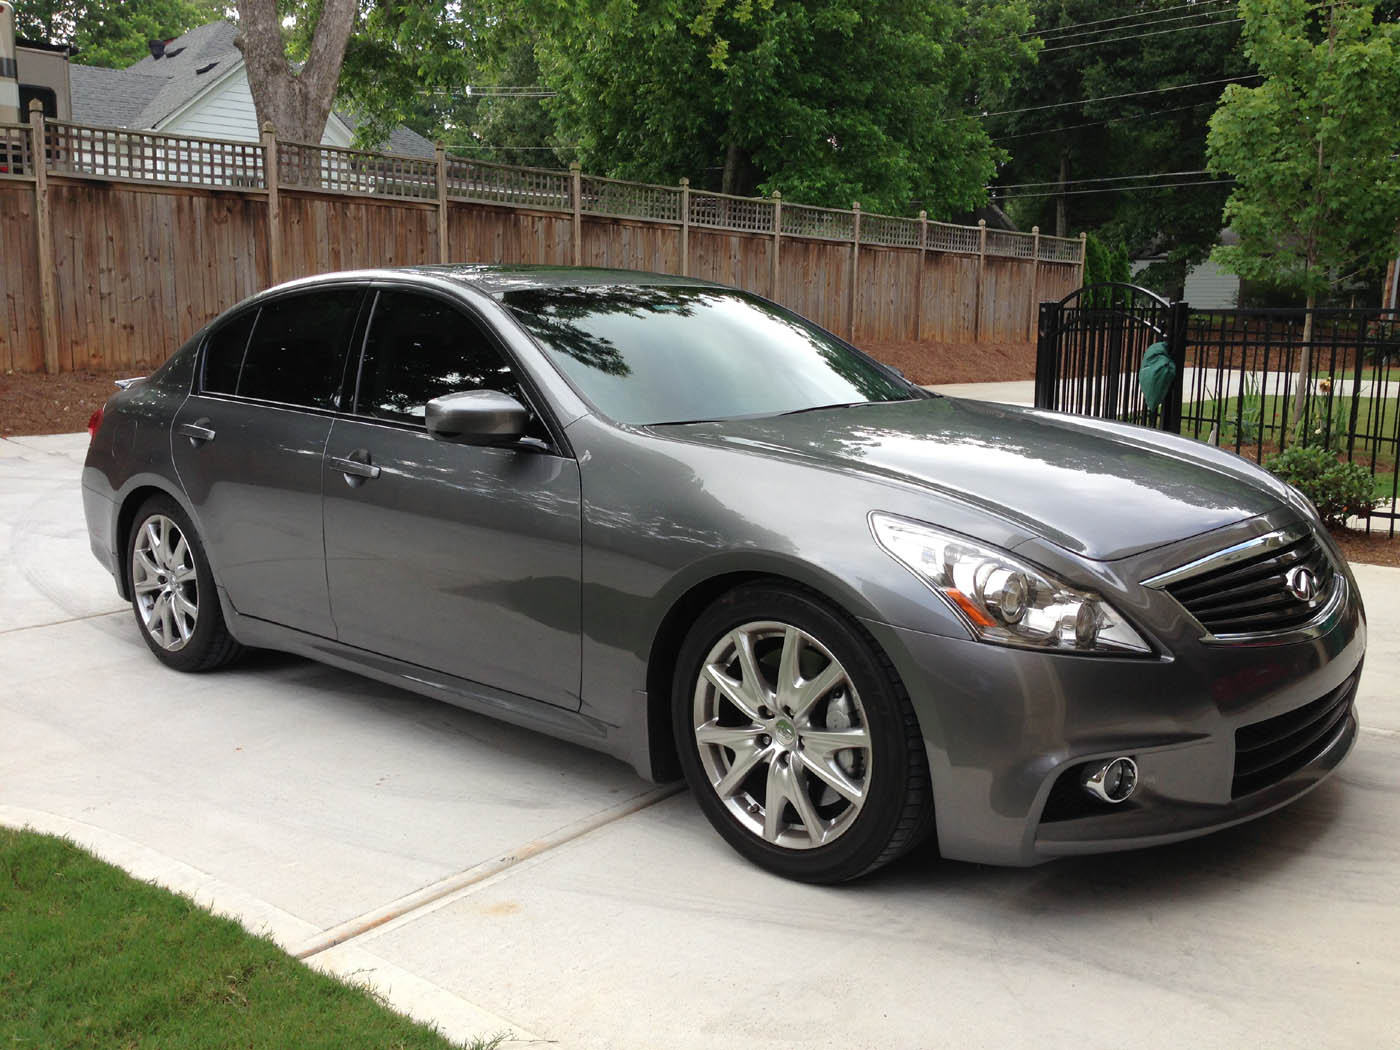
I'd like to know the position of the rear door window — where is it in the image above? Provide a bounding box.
[201,310,256,395]
[235,288,364,409]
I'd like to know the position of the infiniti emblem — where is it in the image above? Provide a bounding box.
[1285,565,1319,603]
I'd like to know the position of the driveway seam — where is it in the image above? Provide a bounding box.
[292,781,684,960]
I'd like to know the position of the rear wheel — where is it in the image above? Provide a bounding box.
[126,496,242,672]
[673,582,934,882]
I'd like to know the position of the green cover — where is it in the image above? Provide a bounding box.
[1138,341,1176,410]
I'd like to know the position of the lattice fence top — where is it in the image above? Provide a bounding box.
[859,212,922,249]
[581,175,683,223]
[782,203,856,242]
[986,229,1035,259]
[278,140,437,201]
[689,189,776,234]
[0,123,32,178]
[14,119,1083,263]
[1039,235,1083,264]
[445,156,572,212]
[44,121,265,189]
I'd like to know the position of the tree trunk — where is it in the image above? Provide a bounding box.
[721,141,742,196]
[234,0,357,146]
[1055,152,1068,238]
[1289,291,1317,449]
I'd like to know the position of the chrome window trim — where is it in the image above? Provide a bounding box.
[1142,523,1343,645]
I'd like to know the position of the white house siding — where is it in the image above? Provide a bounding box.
[160,67,352,148]
[1183,258,1240,309]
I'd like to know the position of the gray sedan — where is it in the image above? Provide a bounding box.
[82,266,1365,882]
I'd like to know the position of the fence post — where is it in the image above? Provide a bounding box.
[28,100,59,374]
[261,122,280,287]
[1034,301,1059,410]
[435,141,449,263]
[1159,299,1190,433]
[770,190,781,299]
[570,162,582,266]
[1028,225,1041,342]
[913,210,927,342]
[678,177,689,276]
[847,201,861,340]
[974,218,987,343]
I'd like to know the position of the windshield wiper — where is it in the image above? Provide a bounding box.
[777,401,870,417]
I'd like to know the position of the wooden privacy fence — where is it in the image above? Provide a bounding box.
[0,106,1085,374]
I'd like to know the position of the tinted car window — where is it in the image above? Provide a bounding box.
[236,289,363,409]
[355,290,535,427]
[503,286,915,425]
[202,311,256,395]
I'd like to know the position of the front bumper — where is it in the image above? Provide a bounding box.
[863,576,1366,867]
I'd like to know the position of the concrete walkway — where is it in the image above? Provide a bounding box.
[3,432,1398,1050]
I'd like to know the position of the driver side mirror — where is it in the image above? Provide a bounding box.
[425,390,529,446]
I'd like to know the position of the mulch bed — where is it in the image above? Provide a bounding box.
[0,369,126,438]
[860,340,1036,386]
[1330,527,1400,569]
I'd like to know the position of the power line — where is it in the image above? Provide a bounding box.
[991,177,1233,200]
[963,74,1260,121]
[1032,4,1238,46]
[990,100,1217,143]
[1040,15,1242,53]
[989,168,1213,190]
[1023,0,1234,40]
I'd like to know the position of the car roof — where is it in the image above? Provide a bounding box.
[261,265,727,301]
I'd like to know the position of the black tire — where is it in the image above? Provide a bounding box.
[126,495,243,672]
[672,581,934,883]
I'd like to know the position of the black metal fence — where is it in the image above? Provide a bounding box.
[1036,286,1400,537]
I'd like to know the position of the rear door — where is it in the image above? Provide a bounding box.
[172,286,365,637]
[322,287,583,710]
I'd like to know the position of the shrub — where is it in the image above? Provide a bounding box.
[1264,445,1379,527]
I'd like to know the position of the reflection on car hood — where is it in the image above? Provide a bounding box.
[654,397,1285,561]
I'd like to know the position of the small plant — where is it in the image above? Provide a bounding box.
[1265,445,1380,526]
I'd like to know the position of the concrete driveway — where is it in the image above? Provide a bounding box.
[4,432,1398,1050]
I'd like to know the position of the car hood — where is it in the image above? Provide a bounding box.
[652,397,1286,561]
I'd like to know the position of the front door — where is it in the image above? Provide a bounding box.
[322,288,582,710]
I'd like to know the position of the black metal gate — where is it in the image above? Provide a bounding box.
[1035,283,1189,431]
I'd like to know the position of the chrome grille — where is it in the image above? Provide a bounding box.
[1147,525,1340,640]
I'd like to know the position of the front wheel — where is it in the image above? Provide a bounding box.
[126,496,243,672]
[672,583,934,882]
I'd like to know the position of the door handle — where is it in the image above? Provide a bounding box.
[176,420,216,444]
[330,452,381,482]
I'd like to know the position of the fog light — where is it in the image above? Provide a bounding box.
[1082,757,1138,804]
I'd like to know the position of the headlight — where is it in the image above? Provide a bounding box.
[870,513,1151,655]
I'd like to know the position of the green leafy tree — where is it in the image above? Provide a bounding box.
[1207,0,1400,423]
[534,0,1036,213]
[989,0,1249,293]
[338,0,1036,215]
[15,0,225,67]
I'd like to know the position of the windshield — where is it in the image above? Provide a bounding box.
[502,286,917,425]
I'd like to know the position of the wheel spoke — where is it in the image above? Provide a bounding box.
[695,721,764,750]
[703,664,764,723]
[714,744,768,799]
[172,590,199,622]
[170,534,191,573]
[731,629,772,706]
[790,661,845,724]
[800,726,870,760]
[762,761,789,842]
[785,763,828,845]
[134,577,163,595]
[134,548,161,580]
[157,595,175,644]
[775,626,803,710]
[797,749,865,804]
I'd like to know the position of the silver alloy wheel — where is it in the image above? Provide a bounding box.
[132,514,199,652]
[692,620,872,849]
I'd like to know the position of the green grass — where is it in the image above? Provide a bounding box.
[0,827,505,1050]
[1183,393,1398,456]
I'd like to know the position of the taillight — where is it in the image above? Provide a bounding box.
[87,404,105,441]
